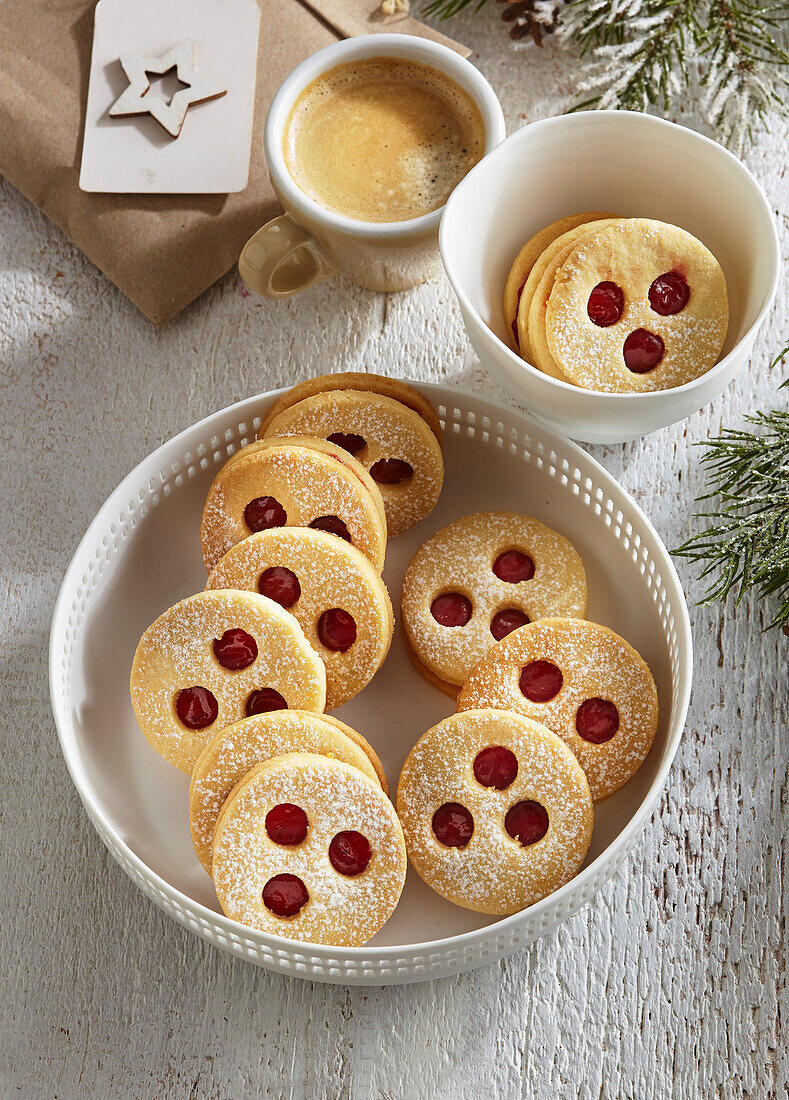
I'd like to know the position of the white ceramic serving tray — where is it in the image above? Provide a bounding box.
[50,383,692,985]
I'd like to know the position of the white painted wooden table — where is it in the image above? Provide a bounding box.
[1,15,787,1098]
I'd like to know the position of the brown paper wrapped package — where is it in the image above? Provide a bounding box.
[0,0,468,325]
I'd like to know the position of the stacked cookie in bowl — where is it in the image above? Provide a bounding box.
[130,373,444,946]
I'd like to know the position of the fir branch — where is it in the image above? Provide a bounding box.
[558,0,698,116]
[423,0,490,18]
[673,385,789,631]
[700,2,789,153]
[420,0,789,151]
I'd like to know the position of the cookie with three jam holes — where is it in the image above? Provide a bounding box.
[189,710,386,874]
[205,527,394,710]
[503,212,612,359]
[545,218,729,393]
[130,590,326,773]
[212,753,407,946]
[258,370,443,445]
[457,618,659,802]
[396,709,593,915]
[200,436,387,573]
[401,512,587,698]
[261,389,444,537]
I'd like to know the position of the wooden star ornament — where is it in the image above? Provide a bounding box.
[109,40,226,138]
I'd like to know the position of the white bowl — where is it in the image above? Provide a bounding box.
[49,383,692,985]
[440,111,780,444]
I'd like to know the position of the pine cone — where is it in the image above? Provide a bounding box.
[497,0,556,44]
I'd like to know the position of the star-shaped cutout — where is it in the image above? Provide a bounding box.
[109,41,226,138]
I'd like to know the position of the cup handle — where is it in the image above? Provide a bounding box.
[238,214,336,299]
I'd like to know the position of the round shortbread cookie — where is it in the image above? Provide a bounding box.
[546,218,729,393]
[457,618,659,802]
[200,436,387,573]
[130,590,327,773]
[189,710,383,874]
[205,527,393,710]
[212,753,407,945]
[397,709,593,915]
[401,512,587,693]
[258,371,443,444]
[503,212,611,355]
[262,391,444,537]
[517,218,619,370]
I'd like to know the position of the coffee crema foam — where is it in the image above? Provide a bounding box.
[283,58,486,224]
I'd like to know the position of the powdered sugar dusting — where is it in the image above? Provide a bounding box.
[200,439,387,572]
[212,754,406,946]
[189,711,380,873]
[401,512,587,687]
[396,709,593,915]
[458,618,659,801]
[264,391,444,537]
[129,590,326,773]
[205,527,393,710]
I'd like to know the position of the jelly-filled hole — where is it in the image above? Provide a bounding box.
[432,802,474,847]
[370,458,413,485]
[265,803,308,846]
[519,660,563,703]
[329,831,371,876]
[576,697,620,743]
[505,800,549,846]
[473,745,518,790]
[213,628,257,670]
[430,593,472,627]
[258,566,301,608]
[244,496,286,533]
[328,432,366,455]
[262,874,308,917]
[310,515,351,542]
[245,688,287,716]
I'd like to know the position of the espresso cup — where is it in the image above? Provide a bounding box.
[239,34,506,298]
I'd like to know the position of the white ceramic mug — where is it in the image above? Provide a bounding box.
[239,34,506,298]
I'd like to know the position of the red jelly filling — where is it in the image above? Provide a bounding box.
[623,329,664,373]
[493,549,535,584]
[430,593,472,627]
[329,831,372,876]
[505,800,549,846]
[519,660,563,703]
[327,432,366,455]
[648,271,689,316]
[490,609,530,641]
[587,281,625,327]
[309,515,351,542]
[258,566,301,608]
[432,802,474,847]
[576,697,620,743]
[265,803,308,846]
[244,496,286,533]
[262,873,308,918]
[370,458,413,485]
[213,628,258,670]
[175,686,218,730]
[245,688,287,716]
[473,745,518,790]
[317,608,357,652]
